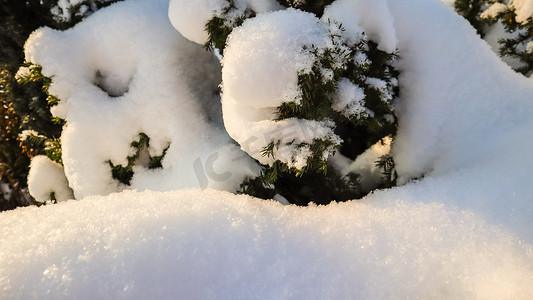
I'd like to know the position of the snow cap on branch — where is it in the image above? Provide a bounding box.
[168,0,282,45]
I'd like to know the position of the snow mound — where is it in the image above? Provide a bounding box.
[0,189,532,299]
[383,0,533,239]
[27,156,73,203]
[24,0,260,199]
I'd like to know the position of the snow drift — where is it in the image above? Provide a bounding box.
[0,189,532,299]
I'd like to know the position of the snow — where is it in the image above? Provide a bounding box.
[512,0,533,24]
[331,77,367,117]
[27,156,74,203]
[480,3,508,19]
[51,0,116,22]
[389,0,533,182]
[52,0,87,21]
[1,189,532,299]
[0,182,11,201]
[168,0,229,45]
[168,0,282,45]
[387,0,533,240]
[323,0,398,53]
[222,9,332,109]
[482,20,525,70]
[345,137,391,193]
[321,0,365,46]
[24,0,260,199]
[527,41,533,54]
[440,0,455,7]
[4,0,533,298]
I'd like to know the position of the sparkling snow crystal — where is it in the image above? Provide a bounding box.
[0,189,532,299]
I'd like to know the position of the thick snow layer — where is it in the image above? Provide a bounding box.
[386,0,533,239]
[24,0,260,199]
[389,0,533,179]
[1,189,532,299]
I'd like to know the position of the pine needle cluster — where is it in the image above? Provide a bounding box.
[108,133,168,186]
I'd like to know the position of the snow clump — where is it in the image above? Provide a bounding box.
[27,156,74,203]
[221,9,344,169]
[168,0,282,45]
[50,0,116,23]
[511,0,533,24]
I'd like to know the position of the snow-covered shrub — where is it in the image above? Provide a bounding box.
[480,0,533,76]
[23,0,260,200]
[170,0,399,205]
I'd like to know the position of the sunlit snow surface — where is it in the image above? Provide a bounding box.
[3,0,533,298]
[1,189,532,299]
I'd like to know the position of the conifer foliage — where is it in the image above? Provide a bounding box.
[10,0,401,207]
[9,0,531,208]
[453,0,488,35]
[479,0,533,76]
[453,0,533,76]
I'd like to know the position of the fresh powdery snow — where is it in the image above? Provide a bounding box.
[2,0,533,298]
[1,189,532,299]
